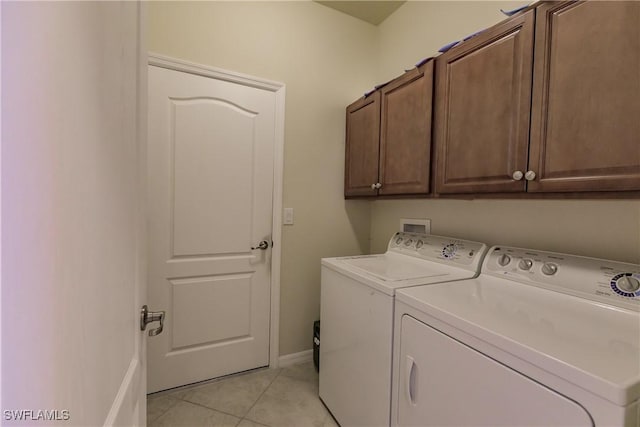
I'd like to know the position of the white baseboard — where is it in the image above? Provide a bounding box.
[277,349,313,368]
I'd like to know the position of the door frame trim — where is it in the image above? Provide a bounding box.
[147,52,285,369]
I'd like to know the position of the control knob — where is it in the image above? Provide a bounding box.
[442,243,457,259]
[497,254,511,267]
[616,275,640,293]
[541,263,558,276]
[518,259,533,271]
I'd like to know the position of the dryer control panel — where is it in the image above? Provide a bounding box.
[484,246,640,311]
[388,232,487,272]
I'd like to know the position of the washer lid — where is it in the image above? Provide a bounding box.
[322,252,479,296]
[397,277,640,407]
[340,253,451,282]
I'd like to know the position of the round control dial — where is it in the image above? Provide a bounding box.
[442,243,458,259]
[395,236,403,245]
[416,240,424,249]
[497,254,511,267]
[611,273,640,298]
[404,238,414,247]
[541,262,558,276]
[518,259,533,271]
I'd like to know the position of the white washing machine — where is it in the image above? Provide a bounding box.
[392,246,640,427]
[319,232,488,427]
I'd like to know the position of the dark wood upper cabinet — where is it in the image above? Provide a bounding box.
[344,92,381,197]
[528,1,640,192]
[345,61,434,198]
[379,62,434,195]
[434,10,535,194]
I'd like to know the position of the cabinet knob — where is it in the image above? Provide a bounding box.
[375,183,382,189]
[512,170,524,181]
[371,183,377,190]
[525,170,536,181]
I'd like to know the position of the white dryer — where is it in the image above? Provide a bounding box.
[392,246,640,427]
[319,232,487,427]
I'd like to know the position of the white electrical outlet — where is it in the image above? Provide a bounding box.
[283,208,294,225]
[400,218,431,234]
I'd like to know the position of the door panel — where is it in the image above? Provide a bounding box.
[529,1,640,192]
[344,92,381,197]
[435,11,534,194]
[148,65,275,393]
[379,62,434,195]
[172,99,254,256]
[396,315,593,427]
[170,275,252,349]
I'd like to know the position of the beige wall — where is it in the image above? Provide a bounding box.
[377,1,524,82]
[148,1,376,356]
[148,1,640,358]
[373,1,640,264]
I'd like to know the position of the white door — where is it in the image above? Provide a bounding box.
[2,1,147,425]
[147,64,276,392]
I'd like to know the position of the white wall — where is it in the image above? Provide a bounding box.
[373,1,640,264]
[148,1,376,356]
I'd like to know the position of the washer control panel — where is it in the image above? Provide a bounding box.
[388,232,487,271]
[484,246,640,311]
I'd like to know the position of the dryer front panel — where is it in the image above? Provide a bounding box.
[395,315,593,427]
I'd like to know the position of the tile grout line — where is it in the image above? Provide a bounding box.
[147,396,180,425]
[239,368,285,426]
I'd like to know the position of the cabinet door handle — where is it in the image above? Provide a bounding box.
[371,183,377,190]
[375,182,382,189]
[512,170,524,181]
[525,170,536,181]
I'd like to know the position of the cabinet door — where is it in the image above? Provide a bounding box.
[344,92,381,197]
[379,62,434,195]
[434,11,534,194]
[528,1,640,192]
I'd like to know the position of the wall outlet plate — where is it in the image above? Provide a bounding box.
[400,218,431,234]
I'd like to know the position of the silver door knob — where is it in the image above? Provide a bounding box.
[140,305,165,336]
[525,170,536,181]
[251,240,269,250]
[512,170,524,181]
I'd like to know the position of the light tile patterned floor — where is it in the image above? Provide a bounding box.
[147,361,338,427]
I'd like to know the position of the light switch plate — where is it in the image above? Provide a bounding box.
[283,208,294,225]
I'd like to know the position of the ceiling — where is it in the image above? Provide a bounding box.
[314,1,407,25]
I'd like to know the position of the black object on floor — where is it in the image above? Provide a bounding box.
[313,320,320,372]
